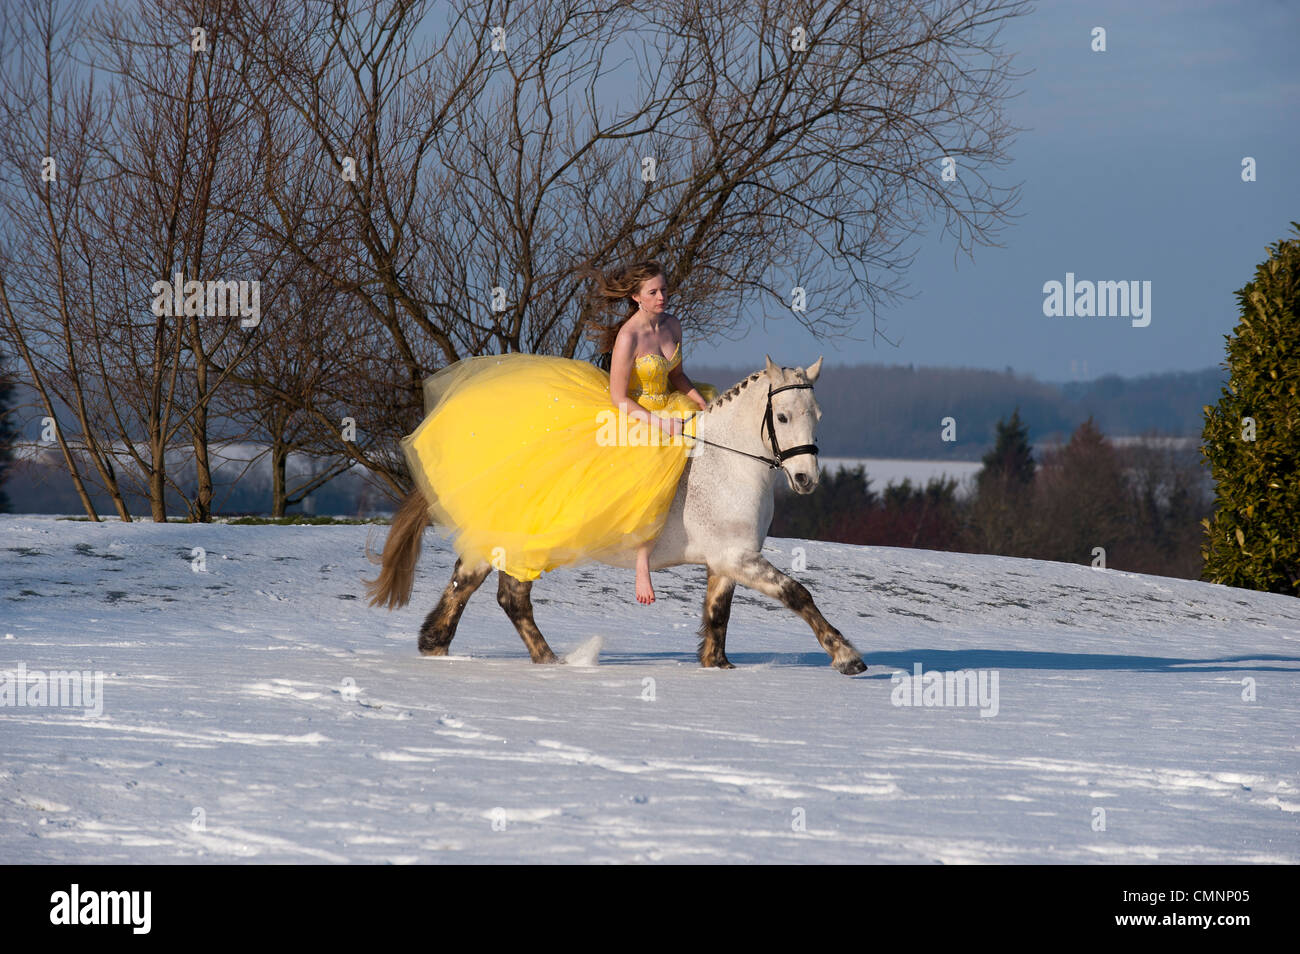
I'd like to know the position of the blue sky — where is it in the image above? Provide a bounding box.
[679,0,1300,381]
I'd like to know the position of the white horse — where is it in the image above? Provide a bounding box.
[364,355,867,675]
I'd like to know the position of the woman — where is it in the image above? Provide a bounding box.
[590,262,719,602]
[400,260,717,599]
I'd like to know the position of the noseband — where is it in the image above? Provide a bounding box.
[686,381,819,470]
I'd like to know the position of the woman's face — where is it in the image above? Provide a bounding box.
[633,274,667,315]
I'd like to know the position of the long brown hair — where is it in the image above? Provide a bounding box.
[581,260,664,360]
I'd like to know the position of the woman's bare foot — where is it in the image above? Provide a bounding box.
[636,567,656,603]
[635,547,655,604]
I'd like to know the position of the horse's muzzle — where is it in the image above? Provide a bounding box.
[789,470,817,494]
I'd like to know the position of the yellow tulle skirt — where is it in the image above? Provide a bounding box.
[401,354,716,581]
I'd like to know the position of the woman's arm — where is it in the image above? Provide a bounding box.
[666,322,708,410]
[668,366,707,409]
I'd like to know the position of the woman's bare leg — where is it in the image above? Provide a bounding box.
[635,541,656,604]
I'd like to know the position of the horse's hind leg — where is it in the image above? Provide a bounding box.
[698,569,737,669]
[418,557,492,656]
[729,553,866,675]
[496,572,560,664]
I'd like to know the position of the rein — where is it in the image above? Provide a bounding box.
[685,381,819,470]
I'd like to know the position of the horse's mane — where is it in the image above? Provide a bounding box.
[700,366,806,414]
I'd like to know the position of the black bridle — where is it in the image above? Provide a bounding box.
[685,381,819,470]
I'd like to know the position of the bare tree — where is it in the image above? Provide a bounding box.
[79,0,284,520]
[5,0,1028,513]
[0,0,138,519]
[217,269,375,516]
[1029,418,1130,566]
[1119,432,1213,577]
[220,0,1027,495]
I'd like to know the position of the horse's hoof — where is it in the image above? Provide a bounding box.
[835,656,867,675]
[700,657,735,669]
[419,643,450,656]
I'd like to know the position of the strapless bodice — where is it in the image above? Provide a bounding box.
[627,341,681,407]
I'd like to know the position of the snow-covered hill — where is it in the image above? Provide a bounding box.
[1,515,1296,863]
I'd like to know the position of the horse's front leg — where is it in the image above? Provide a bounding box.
[697,569,737,669]
[729,553,866,675]
[496,572,560,664]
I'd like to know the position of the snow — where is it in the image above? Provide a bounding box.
[1,514,1296,863]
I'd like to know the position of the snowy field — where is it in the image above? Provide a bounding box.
[1,514,1297,864]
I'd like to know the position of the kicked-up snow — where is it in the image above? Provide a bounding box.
[1,514,1296,863]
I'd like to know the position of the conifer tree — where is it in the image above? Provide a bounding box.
[1201,223,1300,595]
[978,406,1036,491]
[965,407,1036,555]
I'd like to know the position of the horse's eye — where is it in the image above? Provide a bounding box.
[777,414,788,423]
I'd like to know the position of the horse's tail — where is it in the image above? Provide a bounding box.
[363,489,431,610]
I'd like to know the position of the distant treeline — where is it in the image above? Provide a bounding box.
[3,365,1223,537]
[690,362,1227,458]
[770,411,1212,581]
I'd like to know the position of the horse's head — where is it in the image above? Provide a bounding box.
[762,354,823,494]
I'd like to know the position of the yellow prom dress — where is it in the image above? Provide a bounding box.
[401,342,718,581]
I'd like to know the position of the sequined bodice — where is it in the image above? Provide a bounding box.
[627,341,681,407]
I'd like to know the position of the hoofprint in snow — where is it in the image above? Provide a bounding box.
[1,514,1296,864]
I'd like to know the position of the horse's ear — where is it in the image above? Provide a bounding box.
[764,354,778,378]
[804,355,823,383]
